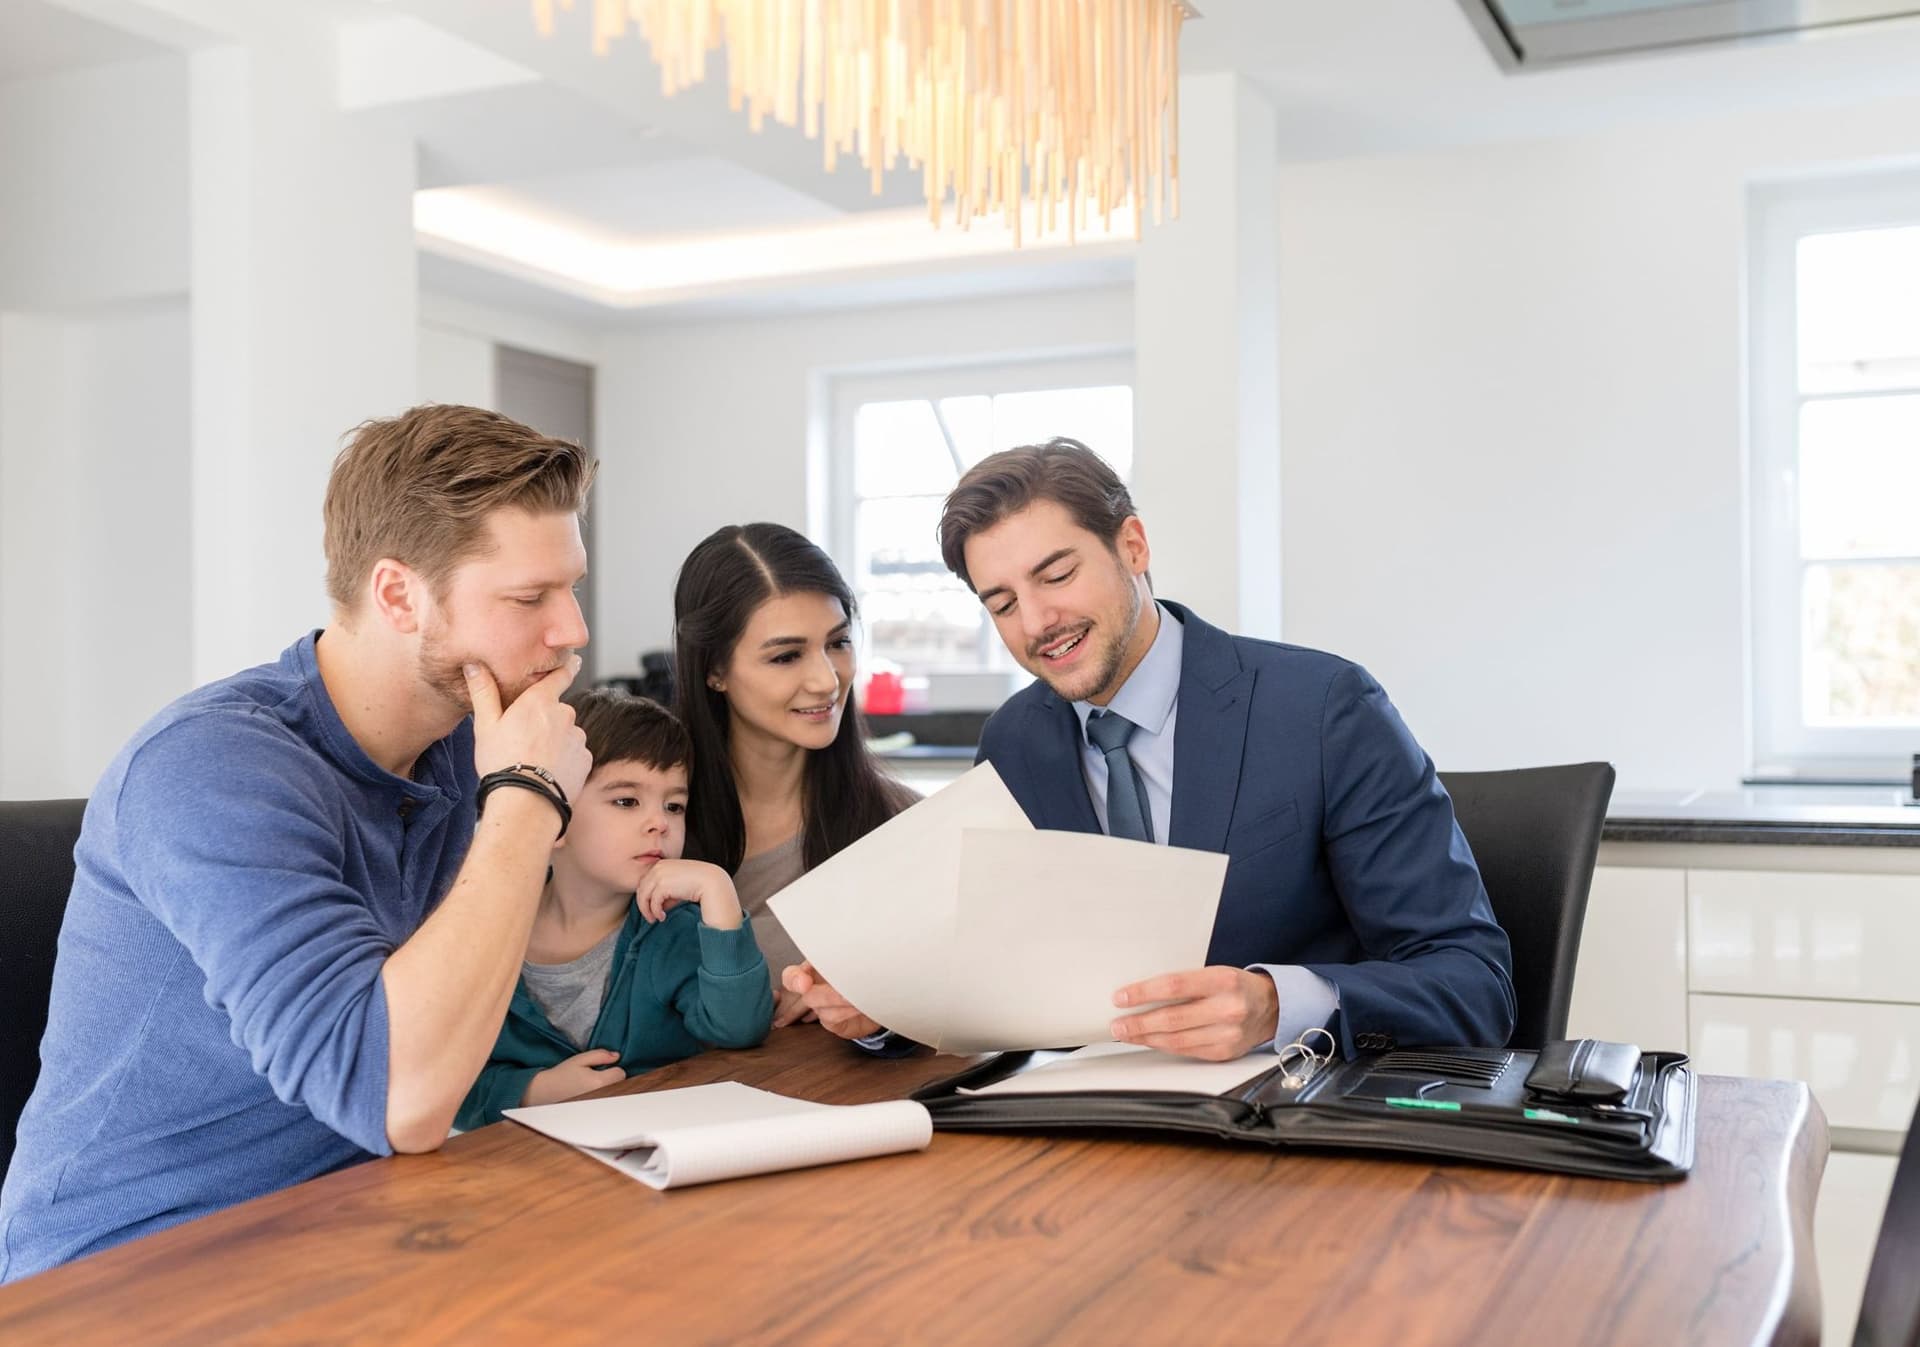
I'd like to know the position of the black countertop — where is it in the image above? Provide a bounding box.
[865,735,1920,847]
[1602,787,1920,847]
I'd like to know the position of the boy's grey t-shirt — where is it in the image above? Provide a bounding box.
[521,926,621,1050]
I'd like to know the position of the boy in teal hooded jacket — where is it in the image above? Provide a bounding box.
[457,692,773,1129]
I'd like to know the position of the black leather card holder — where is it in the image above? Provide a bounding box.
[1524,1038,1641,1104]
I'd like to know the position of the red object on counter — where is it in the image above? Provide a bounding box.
[865,671,904,715]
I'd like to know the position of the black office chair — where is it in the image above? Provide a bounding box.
[1854,1096,1920,1347]
[1437,763,1615,1051]
[0,799,86,1180]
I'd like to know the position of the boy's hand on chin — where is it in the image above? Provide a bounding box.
[521,1048,625,1107]
[635,859,744,930]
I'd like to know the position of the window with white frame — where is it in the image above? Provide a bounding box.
[1750,179,1920,776]
[827,357,1134,680]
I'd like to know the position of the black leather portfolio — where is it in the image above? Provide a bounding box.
[912,1040,1695,1182]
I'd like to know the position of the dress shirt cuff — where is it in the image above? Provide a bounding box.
[1250,964,1340,1054]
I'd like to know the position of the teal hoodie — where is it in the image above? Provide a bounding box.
[457,901,773,1129]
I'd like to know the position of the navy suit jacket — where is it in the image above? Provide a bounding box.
[976,601,1515,1055]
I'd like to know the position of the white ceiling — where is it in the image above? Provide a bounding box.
[16,0,1920,317]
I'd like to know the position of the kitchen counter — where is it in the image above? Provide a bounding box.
[1604,786,1920,846]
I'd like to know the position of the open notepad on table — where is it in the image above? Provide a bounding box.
[505,1082,933,1190]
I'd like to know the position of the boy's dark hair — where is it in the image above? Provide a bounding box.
[564,689,691,776]
[937,437,1138,591]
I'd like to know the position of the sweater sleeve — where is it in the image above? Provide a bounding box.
[654,908,773,1049]
[112,714,401,1156]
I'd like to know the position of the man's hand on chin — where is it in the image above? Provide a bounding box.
[1109,966,1280,1061]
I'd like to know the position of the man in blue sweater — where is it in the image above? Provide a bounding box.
[0,405,597,1279]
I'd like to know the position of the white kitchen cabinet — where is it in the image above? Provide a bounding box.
[1566,865,1688,1050]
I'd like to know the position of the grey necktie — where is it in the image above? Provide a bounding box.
[1086,710,1154,843]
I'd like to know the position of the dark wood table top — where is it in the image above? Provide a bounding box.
[0,1028,1827,1345]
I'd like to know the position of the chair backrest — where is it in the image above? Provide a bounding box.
[1437,763,1615,1051]
[0,799,85,1180]
[1855,1096,1920,1347]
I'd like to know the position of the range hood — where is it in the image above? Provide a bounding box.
[1457,0,1920,68]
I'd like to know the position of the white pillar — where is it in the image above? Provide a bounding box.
[1131,73,1281,639]
[189,25,418,681]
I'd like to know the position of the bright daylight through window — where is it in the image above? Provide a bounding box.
[1752,183,1920,773]
[834,373,1133,685]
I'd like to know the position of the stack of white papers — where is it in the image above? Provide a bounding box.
[768,763,1229,1052]
[505,1082,932,1190]
[959,1042,1281,1096]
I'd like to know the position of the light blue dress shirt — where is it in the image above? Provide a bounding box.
[1071,603,1340,1053]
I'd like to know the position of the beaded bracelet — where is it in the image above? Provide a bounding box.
[476,769,572,839]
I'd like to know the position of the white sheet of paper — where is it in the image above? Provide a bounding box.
[767,762,1032,1048]
[939,828,1228,1051]
[768,762,1229,1053]
[960,1041,1280,1096]
[504,1082,932,1190]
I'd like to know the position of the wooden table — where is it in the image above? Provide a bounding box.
[0,1028,1826,1345]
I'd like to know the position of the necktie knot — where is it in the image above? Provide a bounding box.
[1086,710,1138,753]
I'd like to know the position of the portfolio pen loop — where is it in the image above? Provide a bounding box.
[1276,1026,1335,1089]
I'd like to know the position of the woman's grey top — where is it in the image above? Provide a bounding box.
[733,833,806,989]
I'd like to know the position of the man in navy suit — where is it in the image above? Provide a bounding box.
[793,437,1513,1059]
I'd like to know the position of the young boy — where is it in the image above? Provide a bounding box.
[456,691,773,1128]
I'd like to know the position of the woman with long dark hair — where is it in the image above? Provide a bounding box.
[673,523,917,1029]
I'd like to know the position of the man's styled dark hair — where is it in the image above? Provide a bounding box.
[936,437,1138,591]
[671,522,916,874]
[564,689,691,776]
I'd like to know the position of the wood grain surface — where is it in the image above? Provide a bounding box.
[0,1027,1826,1346]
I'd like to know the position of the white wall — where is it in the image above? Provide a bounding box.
[0,303,192,798]
[592,286,1132,673]
[187,28,419,682]
[0,58,188,309]
[1275,93,1920,789]
[418,322,496,408]
[0,54,193,798]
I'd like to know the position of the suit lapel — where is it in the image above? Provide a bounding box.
[1020,693,1102,834]
[1166,603,1254,855]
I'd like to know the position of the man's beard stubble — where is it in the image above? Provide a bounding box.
[1036,570,1142,704]
[417,621,564,715]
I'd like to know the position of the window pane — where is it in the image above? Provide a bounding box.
[990,386,1135,479]
[843,378,1134,674]
[854,496,980,668]
[1798,395,1920,558]
[935,395,994,468]
[859,585,987,668]
[1798,226,1920,394]
[855,400,959,497]
[1802,561,1920,725]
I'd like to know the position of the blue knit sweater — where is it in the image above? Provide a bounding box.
[0,632,475,1280]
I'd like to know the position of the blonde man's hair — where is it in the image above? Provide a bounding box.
[322,403,596,609]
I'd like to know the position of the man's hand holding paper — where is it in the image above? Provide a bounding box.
[1111,966,1282,1061]
[781,962,880,1040]
[768,764,1228,1054]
